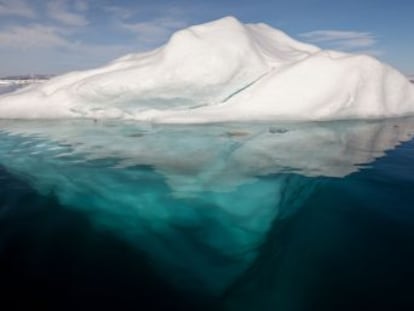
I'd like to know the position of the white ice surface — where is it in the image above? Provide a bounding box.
[0,16,413,121]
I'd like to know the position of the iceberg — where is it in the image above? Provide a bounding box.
[0,16,413,121]
[1,118,414,293]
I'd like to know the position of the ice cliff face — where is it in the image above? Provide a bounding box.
[0,16,413,121]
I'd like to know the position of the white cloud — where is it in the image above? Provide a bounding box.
[0,0,36,18]
[74,0,88,12]
[0,21,135,75]
[299,30,377,50]
[0,23,129,55]
[355,49,384,57]
[121,17,188,43]
[103,5,134,20]
[103,4,187,45]
[0,24,69,49]
[0,3,190,75]
[0,41,132,76]
[47,0,89,26]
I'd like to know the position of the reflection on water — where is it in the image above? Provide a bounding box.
[1,118,414,309]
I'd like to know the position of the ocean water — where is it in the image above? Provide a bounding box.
[0,116,414,310]
[0,84,19,95]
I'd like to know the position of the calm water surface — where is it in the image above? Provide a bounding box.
[0,116,414,310]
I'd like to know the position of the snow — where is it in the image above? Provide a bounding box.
[0,16,413,121]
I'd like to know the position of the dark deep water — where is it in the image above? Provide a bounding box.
[1,118,414,311]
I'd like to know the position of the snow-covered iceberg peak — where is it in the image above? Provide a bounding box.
[0,16,413,121]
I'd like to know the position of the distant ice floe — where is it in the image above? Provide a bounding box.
[0,16,413,121]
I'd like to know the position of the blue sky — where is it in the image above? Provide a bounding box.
[0,0,413,76]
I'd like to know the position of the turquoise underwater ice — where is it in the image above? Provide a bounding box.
[1,118,414,306]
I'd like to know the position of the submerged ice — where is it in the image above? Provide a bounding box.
[1,119,414,293]
[0,16,413,121]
